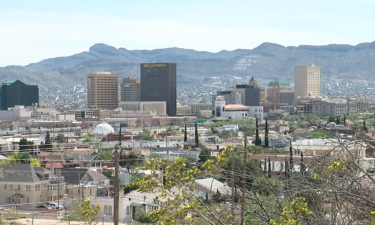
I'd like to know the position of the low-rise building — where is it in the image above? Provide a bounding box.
[0,164,65,206]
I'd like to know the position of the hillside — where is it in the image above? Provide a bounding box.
[1,41,375,86]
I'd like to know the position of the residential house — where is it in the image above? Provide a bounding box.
[0,164,65,207]
[61,168,111,200]
[90,190,167,223]
[195,178,232,201]
[150,147,200,161]
[65,154,103,168]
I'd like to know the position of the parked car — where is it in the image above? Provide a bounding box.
[43,203,64,210]
[36,205,47,209]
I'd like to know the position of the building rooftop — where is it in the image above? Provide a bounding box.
[2,80,17,85]
[224,104,249,111]
[268,81,290,87]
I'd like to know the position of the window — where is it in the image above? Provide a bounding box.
[104,205,113,215]
[27,198,29,203]
[10,184,13,190]
[4,184,6,190]
[26,185,30,192]
[18,185,21,191]
[6,197,11,204]
[126,206,130,215]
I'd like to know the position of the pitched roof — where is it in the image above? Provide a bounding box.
[60,168,88,185]
[87,170,108,182]
[66,154,101,162]
[0,164,51,183]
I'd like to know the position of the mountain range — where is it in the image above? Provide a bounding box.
[1,41,375,87]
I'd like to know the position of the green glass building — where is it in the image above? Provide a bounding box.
[0,80,39,110]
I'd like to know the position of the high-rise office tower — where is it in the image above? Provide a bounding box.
[87,72,118,109]
[120,77,141,102]
[294,64,321,103]
[0,80,39,110]
[140,63,176,116]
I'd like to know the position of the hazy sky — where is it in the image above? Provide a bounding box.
[1,0,374,66]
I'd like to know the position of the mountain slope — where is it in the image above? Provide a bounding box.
[1,41,375,86]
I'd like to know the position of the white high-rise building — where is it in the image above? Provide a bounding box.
[294,64,321,104]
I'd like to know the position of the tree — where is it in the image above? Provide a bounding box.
[184,124,188,142]
[77,199,101,225]
[1,152,40,167]
[43,131,53,150]
[255,118,261,146]
[56,133,66,143]
[268,157,272,178]
[195,122,199,147]
[265,119,269,148]
[18,138,29,151]
[307,131,328,139]
[344,114,347,126]
[198,148,212,163]
[134,208,152,223]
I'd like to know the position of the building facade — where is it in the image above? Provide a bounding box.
[120,77,141,102]
[296,96,357,116]
[0,80,39,110]
[267,81,291,103]
[211,90,241,114]
[140,63,177,116]
[294,64,321,104]
[119,101,166,116]
[278,91,295,106]
[87,72,118,109]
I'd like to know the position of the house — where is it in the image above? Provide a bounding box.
[65,154,103,168]
[195,178,232,200]
[90,190,167,223]
[0,164,65,207]
[61,168,111,200]
[150,147,200,161]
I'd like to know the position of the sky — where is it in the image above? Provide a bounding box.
[1,0,375,66]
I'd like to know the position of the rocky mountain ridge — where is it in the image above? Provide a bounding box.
[1,41,375,86]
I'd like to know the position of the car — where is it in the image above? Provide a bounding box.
[43,203,64,210]
[36,205,47,209]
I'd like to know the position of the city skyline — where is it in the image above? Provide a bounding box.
[1,0,375,66]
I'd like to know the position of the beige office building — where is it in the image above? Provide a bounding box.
[294,64,321,104]
[87,72,118,109]
[120,77,141,102]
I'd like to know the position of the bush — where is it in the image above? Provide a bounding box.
[134,209,152,223]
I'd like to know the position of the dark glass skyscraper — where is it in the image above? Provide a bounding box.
[0,80,39,110]
[140,63,177,116]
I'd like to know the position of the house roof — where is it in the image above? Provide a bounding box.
[66,154,101,162]
[0,164,51,183]
[195,178,231,195]
[60,168,88,185]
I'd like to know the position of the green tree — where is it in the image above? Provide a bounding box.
[43,131,53,150]
[19,138,29,151]
[195,122,199,147]
[137,132,155,141]
[198,148,212,163]
[134,208,153,223]
[56,133,66,143]
[265,119,269,147]
[307,131,328,139]
[1,152,40,167]
[255,118,261,146]
[77,199,101,225]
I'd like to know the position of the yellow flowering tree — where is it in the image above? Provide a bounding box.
[77,199,101,225]
[269,197,313,225]
[127,145,233,225]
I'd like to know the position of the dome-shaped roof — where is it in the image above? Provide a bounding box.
[93,122,114,135]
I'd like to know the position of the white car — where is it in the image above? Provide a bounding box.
[43,203,64,210]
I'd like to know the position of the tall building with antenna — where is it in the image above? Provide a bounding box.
[140,63,176,116]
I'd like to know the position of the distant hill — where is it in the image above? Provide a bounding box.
[1,41,375,86]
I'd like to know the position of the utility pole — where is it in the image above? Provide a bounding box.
[114,124,121,225]
[240,128,247,225]
[231,149,235,224]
